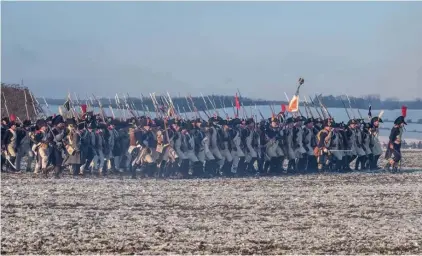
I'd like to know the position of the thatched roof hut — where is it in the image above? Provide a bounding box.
[1,83,42,121]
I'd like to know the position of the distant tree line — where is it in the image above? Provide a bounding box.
[41,94,422,112]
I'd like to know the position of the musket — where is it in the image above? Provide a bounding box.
[123,94,137,118]
[257,105,265,121]
[182,106,189,119]
[206,95,218,116]
[345,94,357,119]
[121,93,131,118]
[145,104,151,118]
[42,97,53,116]
[308,95,323,119]
[108,97,116,119]
[311,95,326,119]
[28,91,39,117]
[231,101,236,118]
[340,96,351,120]
[115,94,126,120]
[2,92,10,118]
[127,93,140,117]
[302,96,310,118]
[218,96,229,119]
[303,96,314,119]
[166,91,178,117]
[200,93,211,117]
[23,90,30,120]
[139,94,146,116]
[316,94,332,119]
[31,92,44,116]
[352,97,363,119]
[92,94,106,122]
[150,93,163,118]
[184,95,194,113]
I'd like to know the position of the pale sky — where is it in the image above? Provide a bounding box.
[2,1,422,100]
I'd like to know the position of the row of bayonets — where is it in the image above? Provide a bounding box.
[24,90,374,124]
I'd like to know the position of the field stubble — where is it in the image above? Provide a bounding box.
[1,151,422,254]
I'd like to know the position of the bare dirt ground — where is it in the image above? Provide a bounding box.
[2,151,422,255]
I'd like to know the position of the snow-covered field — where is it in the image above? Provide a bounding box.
[2,150,422,254]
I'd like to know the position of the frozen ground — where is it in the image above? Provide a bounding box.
[1,151,422,254]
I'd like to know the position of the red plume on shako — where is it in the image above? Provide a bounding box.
[401,105,407,118]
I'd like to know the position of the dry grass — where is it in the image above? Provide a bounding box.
[2,151,422,254]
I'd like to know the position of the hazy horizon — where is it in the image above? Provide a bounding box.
[2,2,422,100]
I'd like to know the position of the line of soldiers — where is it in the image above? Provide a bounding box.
[1,111,406,178]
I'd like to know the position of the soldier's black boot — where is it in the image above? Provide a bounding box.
[129,162,137,179]
[361,155,369,171]
[287,159,295,173]
[262,161,271,176]
[54,166,61,179]
[371,155,381,170]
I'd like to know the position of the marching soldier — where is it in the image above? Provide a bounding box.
[384,115,406,172]
[302,118,317,172]
[315,119,333,172]
[2,121,19,172]
[369,117,383,170]
[63,118,82,176]
[15,120,35,172]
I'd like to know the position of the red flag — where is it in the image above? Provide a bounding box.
[401,105,407,117]
[81,104,87,114]
[235,93,240,110]
[288,95,299,112]
[281,104,287,113]
[10,114,16,122]
[234,93,240,118]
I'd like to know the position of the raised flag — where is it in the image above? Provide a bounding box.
[63,98,70,111]
[287,95,299,112]
[234,93,240,117]
[81,104,87,114]
[235,93,240,110]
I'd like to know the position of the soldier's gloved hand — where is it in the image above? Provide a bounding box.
[323,148,328,153]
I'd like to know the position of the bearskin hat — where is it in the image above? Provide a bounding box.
[52,115,65,126]
[230,118,242,126]
[66,118,77,126]
[35,119,48,129]
[2,117,10,124]
[23,119,32,127]
[87,119,97,129]
[304,118,313,125]
[245,118,255,125]
[295,116,306,123]
[285,117,294,124]
[347,119,357,126]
